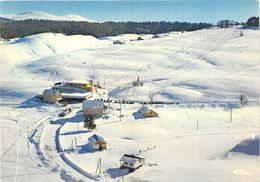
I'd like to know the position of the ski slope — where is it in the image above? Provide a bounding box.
[0,27,259,182]
[1,27,258,103]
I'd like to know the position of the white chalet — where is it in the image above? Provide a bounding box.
[83,100,104,117]
[42,89,62,103]
[120,154,145,171]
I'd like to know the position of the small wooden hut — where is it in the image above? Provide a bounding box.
[88,134,107,151]
[138,106,158,117]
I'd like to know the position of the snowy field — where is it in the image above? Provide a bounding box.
[57,103,259,182]
[0,27,259,182]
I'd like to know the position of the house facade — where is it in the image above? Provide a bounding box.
[138,106,158,117]
[55,80,95,92]
[88,134,107,151]
[42,89,62,103]
[120,154,145,171]
[83,100,104,117]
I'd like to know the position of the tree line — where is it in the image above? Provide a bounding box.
[0,16,257,40]
[217,16,259,28]
[0,20,211,39]
[246,16,259,27]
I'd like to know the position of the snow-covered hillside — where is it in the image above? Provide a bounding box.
[0,27,259,182]
[1,28,259,102]
[0,11,93,22]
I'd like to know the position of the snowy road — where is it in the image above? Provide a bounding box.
[0,101,62,182]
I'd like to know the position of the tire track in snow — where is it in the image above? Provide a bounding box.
[14,120,19,182]
[0,117,26,161]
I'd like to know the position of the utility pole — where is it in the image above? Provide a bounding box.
[120,101,122,121]
[230,106,233,123]
[74,138,78,147]
[196,120,199,131]
[149,91,154,105]
[95,158,102,174]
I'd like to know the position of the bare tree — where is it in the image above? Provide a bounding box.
[149,91,155,105]
[239,95,248,106]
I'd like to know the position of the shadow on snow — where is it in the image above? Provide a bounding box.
[106,167,129,178]
[230,136,259,156]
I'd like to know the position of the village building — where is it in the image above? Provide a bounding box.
[138,106,158,117]
[55,80,95,93]
[113,40,125,45]
[83,100,104,117]
[42,89,62,103]
[88,134,107,151]
[120,154,145,171]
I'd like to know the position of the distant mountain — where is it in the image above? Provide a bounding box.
[0,17,15,23]
[0,11,93,22]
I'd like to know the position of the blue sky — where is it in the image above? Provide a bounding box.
[0,1,259,23]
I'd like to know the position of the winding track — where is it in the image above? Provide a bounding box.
[0,104,61,182]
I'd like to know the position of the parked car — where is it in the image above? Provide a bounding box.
[59,108,72,117]
[50,119,57,124]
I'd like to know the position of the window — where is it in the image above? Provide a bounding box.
[124,162,128,165]
[130,163,133,166]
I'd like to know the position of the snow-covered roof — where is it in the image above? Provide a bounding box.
[65,80,92,84]
[83,100,103,109]
[138,106,150,114]
[53,85,89,93]
[120,154,144,164]
[88,134,106,144]
[43,88,61,95]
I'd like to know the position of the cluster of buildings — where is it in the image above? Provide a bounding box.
[40,80,157,172]
[39,80,97,103]
[82,103,157,172]
[87,134,145,171]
